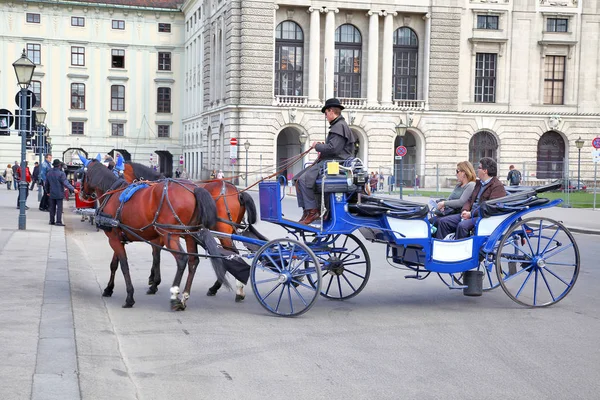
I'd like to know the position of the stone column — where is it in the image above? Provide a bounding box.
[423,13,431,109]
[367,11,381,106]
[324,8,337,99]
[381,11,396,106]
[308,7,321,104]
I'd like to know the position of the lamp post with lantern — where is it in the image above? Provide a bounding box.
[13,50,36,230]
[35,108,47,201]
[243,140,250,185]
[395,120,407,200]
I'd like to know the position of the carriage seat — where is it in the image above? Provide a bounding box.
[348,195,430,220]
[479,181,558,217]
[315,158,368,194]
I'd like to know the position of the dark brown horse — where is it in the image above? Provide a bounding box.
[81,159,229,310]
[122,162,258,301]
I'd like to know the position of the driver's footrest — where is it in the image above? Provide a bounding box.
[405,274,425,280]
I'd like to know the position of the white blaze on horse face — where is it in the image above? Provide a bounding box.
[170,286,180,300]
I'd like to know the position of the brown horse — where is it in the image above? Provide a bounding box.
[81,159,229,310]
[122,162,258,301]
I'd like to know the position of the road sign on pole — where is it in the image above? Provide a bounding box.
[592,137,600,149]
[179,155,184,165]
[395,146,407,157]
[230,137,238,146]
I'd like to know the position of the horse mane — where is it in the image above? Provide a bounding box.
[129,162,163,181]
[87,160,119,192]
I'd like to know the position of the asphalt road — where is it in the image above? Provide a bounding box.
[64,193,600,400]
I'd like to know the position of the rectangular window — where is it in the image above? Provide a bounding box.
[71,16,85,27]
[111,123,124,137]
[547,18,568,33]
[158,125,170,138]
[30,81,41,107]
[71,83,85,109]
[26,13,40,23]
[544,56,565,105]
[158,52,172,71]
[111,49,125,68]
[71,122,84,135]
[158,23,171,33]
[112,20,125,30]
[26,43,41,64]
[111,85,125,111]
[71,46,85,66]
[474,53,497,103]
[157,88,171,113]
[476,15,499,30]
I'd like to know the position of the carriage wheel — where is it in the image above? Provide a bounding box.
[250,239,321,317]
[307,234,371,300]
[496,217,579,307]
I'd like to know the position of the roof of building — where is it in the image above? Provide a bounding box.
[56,1,184,10]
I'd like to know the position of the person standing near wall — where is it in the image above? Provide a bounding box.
[39,154,52,211]
[45,159,75,226]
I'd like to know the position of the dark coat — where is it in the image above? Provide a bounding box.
[45,167,75,199]
[314,116,356,161]
[32,165,40,181]
[462,177,506,212]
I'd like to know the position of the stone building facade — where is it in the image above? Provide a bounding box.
[183,0,600,187]
[0,0,184,175]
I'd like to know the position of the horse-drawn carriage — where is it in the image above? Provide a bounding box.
[79,157,579,317]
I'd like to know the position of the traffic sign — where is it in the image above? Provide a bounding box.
[592,149,600,163]
[15,90,37,110]
[394,156,403,160]
[230,144,238,159]
[230,137,238,146]
[592,137,600,149]
[395,146,407,157]
[0,109,14,135]
[179,155,184,165]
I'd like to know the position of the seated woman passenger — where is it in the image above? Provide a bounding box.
[430,161,476,229]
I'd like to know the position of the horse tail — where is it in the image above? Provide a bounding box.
[193,229,232,291]
[193,187,217,229]
[239,191,257,224]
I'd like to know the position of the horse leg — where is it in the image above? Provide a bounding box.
[166,236,189,311]
[180,237,200,309]
[108,237,135,308]
[147,238,162,295]
[206,237,233,296]
[235,280,245,302]
[102,253,119,297]
[207,280,222,296]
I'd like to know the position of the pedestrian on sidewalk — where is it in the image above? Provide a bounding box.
[45,159,75,226]
[3,164,13,190]
[388,175,395,192]
[39,154,52,211]
[12,161,19,190]
[507,165,522,186]
[30,161,40,191]
[378,171,384,191]
[16,161,32,209]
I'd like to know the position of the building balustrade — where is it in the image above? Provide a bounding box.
[274,95,309,106]
[393,99,427,110]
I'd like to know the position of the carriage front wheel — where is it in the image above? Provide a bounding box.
[496,217,580,307]
[250,238,321,317]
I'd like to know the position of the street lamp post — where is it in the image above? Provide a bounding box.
[575,136,585,191]
[35,108,47,201]
[395,121,407,200]
[244,140,250,185]
[13,50,36,230]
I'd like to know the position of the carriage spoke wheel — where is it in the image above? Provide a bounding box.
[308,234,371,300]
[496,217,579,307]
[250,239,321,317]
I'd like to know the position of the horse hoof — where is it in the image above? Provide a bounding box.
[146,287,157,295]
[170,299,186,311]
[102,290,113,297]
[206,289,217,297]
[235,294,245,303]
[122,302,134,308]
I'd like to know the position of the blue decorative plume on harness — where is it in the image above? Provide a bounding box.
[119,182,149,203]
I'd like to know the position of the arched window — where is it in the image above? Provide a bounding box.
[537,131,565,179]
[335,24,362,98]
[469,130,498,165]
[274,21,304,96]
[393,27,418,100]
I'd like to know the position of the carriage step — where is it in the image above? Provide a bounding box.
[404,274,425,280]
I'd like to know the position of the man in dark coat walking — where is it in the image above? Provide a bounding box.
[44,159,76,226]
[294,98,356,224]
[436,157,506,240]
[30,161,40,190]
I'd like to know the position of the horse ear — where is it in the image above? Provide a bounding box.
[96,153,102,162]
[78,154,89,166]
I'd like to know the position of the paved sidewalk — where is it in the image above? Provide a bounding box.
[0,187,80,400]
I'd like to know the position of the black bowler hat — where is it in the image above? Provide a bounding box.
[52,159,62,167]
[321,98,345,113]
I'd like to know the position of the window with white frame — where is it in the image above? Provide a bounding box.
[26,13,40,23]
[71,17,85,27]
[111,49,125,68]
[476,15,499,30]
[544,56,565,105]
[474,53,496,103]
[158,125,170,138]
[71,83,85,109]
[546,18,568,33]
[26,43,41,64]
[111,123,124,136]
[71,122,84,135]
[71,46,85,66]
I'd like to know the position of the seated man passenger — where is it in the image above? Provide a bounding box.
[294,98,357,225]
[435,157,506,240]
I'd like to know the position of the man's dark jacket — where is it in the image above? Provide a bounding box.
[314,116,356,161]
[45,167,75,199]
[462,177,506,212]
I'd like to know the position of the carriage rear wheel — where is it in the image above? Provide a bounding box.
[496,217,579,307]
[307,234,371,300]
[250,238,321,317]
